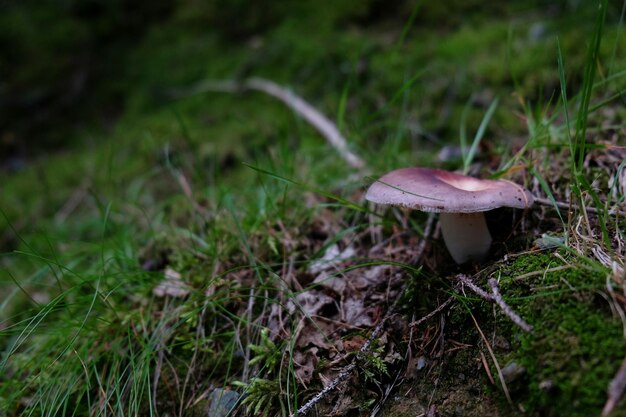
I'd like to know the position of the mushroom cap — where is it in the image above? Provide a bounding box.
[366,167,534,213]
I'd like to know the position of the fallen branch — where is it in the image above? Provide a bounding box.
[174,78,366,171]
[456,273,491,300]
[488,279,533,332]
[456,274,532,333]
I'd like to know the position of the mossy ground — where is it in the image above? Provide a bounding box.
[380,249,625,417]
[499,253,624,416]
[1,1,625,416]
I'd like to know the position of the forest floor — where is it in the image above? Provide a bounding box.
[1,1,626,416]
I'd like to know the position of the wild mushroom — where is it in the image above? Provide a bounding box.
[366,167,534,264]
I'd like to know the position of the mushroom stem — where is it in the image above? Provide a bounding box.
[439,212,492,264]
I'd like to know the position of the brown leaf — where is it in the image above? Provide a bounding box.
[289,291,336,317]
[341,297,380,328]
[343,336,366,352]
[295,319,335,350]
[293,348,319,386]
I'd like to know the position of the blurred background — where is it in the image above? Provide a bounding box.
[2,0,623,168]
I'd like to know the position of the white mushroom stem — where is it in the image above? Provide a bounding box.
[439,212,492,264]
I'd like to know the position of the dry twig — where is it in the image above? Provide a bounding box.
[176,78,366,171]
[290,309,388,417]
[488,279,533,332]
[244,78,365,170]
[456,274,532,333]
[456,273,491,299]
[409,296,455,328]
[534,196,626,217]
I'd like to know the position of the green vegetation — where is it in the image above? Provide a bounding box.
[1,0,625,416]
[496,253,624,415]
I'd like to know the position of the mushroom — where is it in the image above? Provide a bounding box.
[366,167,534,264]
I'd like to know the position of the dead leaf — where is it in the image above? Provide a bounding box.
[294,318,335,350]
[293,348,319,386]
[329,393,357,416]
[308,244,356,274]
[266,303,285,340]
[313,271,347,295]
[343,336,366,352]
[341,297,379,328]
[153,267,190,298]
[289,291,336,317]
[351,265,392,290]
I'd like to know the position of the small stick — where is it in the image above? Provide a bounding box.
[409,296,454,328]
[410,213,436,264]
[291,306,389,417]
[488,279,533,332]
[176,78,366,170]
[534,196,626,217]
[513,265,574,281]
[456,273,491,300]
[455,274,532,333]
[469,311,514,405]
[293,362,357,417]
[602,355,626,416]
[244,78,365,170]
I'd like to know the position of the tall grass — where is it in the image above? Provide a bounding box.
[557,0,612,247]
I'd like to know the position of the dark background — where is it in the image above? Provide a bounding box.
[1,0,618,164]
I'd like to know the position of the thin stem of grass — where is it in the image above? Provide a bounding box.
[460,96,499,174]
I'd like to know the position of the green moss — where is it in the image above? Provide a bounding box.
[490,253,624,416]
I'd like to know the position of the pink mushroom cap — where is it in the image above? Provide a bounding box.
[365,167,534,213]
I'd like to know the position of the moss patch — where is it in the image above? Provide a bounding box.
[492,253,624,416]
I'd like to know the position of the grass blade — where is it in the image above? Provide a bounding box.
[463,96,499,174]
